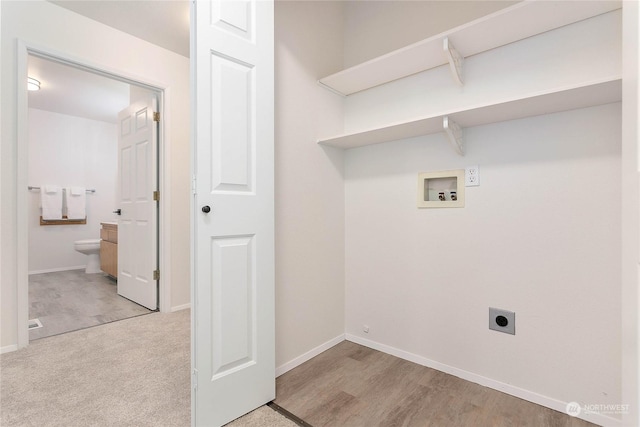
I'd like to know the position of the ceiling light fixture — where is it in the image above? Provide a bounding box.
[27,77,40,91]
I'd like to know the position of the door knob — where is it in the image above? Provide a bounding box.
[113,209,122,215]
[202,205,211,213]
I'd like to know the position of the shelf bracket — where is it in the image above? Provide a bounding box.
[443,37,464,86]
[443,116,464,156]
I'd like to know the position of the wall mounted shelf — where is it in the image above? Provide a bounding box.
[317,78,622,151]
[318,0,621,96]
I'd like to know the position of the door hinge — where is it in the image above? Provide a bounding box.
[153,111,160,122]
[153,270,160,281]
[192,369,198,390]
[153,190,160,201]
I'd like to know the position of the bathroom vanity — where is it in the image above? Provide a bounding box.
[100,222,118,278]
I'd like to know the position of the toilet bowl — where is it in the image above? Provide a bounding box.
[74,239,101,274]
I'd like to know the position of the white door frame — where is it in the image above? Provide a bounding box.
[15,40,173,349]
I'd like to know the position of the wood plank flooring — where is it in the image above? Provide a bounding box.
[274,341,597,427]
[29,269,151,340]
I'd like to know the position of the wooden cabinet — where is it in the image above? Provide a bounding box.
[100,222,118,278]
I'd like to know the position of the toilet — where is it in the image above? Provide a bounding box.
[74,239,101,274]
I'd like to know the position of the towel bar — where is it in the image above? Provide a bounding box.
[39,216,87,226]
[28,186,96,193]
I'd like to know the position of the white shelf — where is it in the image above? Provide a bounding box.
[318,0,621,96]
[318,78,621,150]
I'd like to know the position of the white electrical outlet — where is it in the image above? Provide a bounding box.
[465,165,479,187]
[363,325,370,334]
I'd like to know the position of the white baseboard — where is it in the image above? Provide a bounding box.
[1,344,18,354]
[171,303,191,312]
[276,334,345,377]
[345,334,620,427]
[28,266,85,275]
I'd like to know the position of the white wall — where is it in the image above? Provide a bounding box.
[621,2,640,426]
[274,0,346,370]
[343,0,515,67]
[1,0,190,349]
[345,104,622,419]
[28,108,117,273]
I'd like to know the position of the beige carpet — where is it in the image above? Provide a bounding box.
[1,310,297,427]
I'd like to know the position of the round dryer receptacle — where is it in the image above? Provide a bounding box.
[495,315,509,327]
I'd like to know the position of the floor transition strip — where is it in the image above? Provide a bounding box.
[267,401,314,427]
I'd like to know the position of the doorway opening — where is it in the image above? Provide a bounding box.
[17,46,169,346]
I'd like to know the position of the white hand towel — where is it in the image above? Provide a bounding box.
[41,185,62,220]
[44,185,59,194]
[66,187,86,220]
[70,186,84,196]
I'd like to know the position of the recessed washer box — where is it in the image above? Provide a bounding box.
[417,169,465,208]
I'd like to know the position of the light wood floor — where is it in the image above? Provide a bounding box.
[29,269,151,340]
[274,341,596,427]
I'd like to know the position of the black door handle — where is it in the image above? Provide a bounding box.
[202,205,211,213]
[113,209,122,215]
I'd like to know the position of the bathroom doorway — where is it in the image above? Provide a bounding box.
[26,54,161,340]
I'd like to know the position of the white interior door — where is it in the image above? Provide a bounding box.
[117,98,158,310]
[192,0,275,425]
